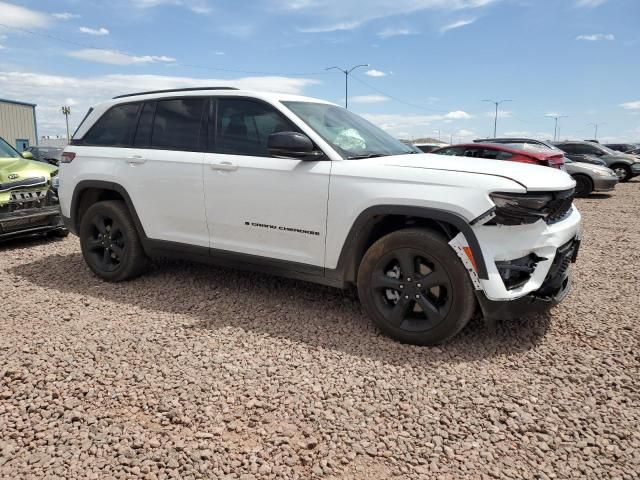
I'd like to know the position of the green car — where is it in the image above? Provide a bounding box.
[0,137,67,241]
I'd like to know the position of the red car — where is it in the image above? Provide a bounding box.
[431,143,565,169]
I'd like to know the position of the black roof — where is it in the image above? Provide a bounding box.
[113,87,239,99]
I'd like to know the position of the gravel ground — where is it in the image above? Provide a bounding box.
[1,181,639,480]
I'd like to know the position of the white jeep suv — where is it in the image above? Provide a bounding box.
[59,87,581,345]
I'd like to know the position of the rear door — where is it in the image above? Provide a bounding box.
[111,97,209,247]
[202,97,330,267]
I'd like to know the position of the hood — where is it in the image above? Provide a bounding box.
[0,156,57,185]
[566,162,615,176]
[364,153,576,192]
[604,153,638,164]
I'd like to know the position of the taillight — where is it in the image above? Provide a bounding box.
[61,152,76,163]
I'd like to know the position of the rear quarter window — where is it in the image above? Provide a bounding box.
[82,104,141,146]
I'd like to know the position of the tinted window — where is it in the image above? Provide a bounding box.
[83,103,140,146]
[574,144,600,155]
[556,144,575,154]
[151,98,206,150]
[134,102,155,147]
[462,147,484,158]
[215,99,299,157]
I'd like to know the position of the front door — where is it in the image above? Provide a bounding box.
[203,98,330,267]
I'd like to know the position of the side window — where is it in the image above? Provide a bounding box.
[576,144,598,155]
[215,99,299,157]
[151,98,206,150]
[495,150,513,160]
[463,148,483,158]
[557,144,574,154]
[133,102,155,147]
[83,103,140,146]
[437,147,463,156]
[479,149,500,160]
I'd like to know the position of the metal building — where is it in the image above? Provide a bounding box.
[0,98,38,152]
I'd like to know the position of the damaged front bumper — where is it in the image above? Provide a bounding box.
[0,190,66,240]
[475,237,578,321]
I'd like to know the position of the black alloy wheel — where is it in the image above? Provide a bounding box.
[79,200,147,282]
[358,228,476,345]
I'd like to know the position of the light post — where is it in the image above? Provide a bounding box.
[482,99,512,138]
[588,122,604,140]
[61,106,71,143]
[546,114,568,142]
[326,64,369,109]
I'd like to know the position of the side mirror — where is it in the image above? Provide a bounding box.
[22,151,34,160]
[268,132,323,160]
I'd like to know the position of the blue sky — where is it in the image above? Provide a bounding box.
[0,0,639,142]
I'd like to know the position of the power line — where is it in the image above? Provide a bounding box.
[0,22,329,77]
[350,75,450,113]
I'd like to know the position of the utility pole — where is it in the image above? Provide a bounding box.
[61,106,71,143]
[326,64,369,109]
[588,122,604,140]
[482,99,512,138]
[546,114,568,142]
[434,129,441,142]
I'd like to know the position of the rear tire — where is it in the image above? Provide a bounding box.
[357,228,476,346]
[611,164,632,182]
[79,200,147,282]
[573,174,593,197]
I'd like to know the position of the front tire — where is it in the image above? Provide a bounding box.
[79,200,147,282]
[611,164,632,182]
[357,228,476,346]
[573,174,593,197]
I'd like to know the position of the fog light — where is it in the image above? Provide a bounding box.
[495,253,546,290]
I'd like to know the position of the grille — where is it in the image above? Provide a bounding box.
[546,189,574,224]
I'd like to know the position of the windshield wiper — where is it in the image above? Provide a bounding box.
[346,153,388,160]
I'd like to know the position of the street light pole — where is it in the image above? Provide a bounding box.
[588,122,604,140]
[326,64,370,109]
[482,99,512,138]
[546,114,568,142]
[61,106,71,143]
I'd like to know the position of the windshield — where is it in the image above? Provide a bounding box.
[283,101,415,159]
[598,144,619,155]
[0,138,21,159]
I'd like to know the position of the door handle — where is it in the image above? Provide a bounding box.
[127,155,147,165]
[210,161,238,172]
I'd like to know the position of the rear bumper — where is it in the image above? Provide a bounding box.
[592,177,618,192]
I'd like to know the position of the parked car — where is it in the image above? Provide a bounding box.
[473,137,607,166]
[627,147,640,156]
[25,146,64,166]
[0,137,67,241]
[604,143,637,153]
[59,87,581,346]
[553,141,640,182]
[563,159,618,197]
[431,143,565,169]
[468,140,616,197]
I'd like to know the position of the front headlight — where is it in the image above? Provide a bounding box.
[591,169,613,177]
[489,190,574,226]
[489,192,553,225]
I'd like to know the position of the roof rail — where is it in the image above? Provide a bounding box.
[113,87,239,99]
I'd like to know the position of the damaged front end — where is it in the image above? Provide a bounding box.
[0,173,66,241]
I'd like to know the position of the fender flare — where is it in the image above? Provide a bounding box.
[69,180,147,239]
[330,205,489,282]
